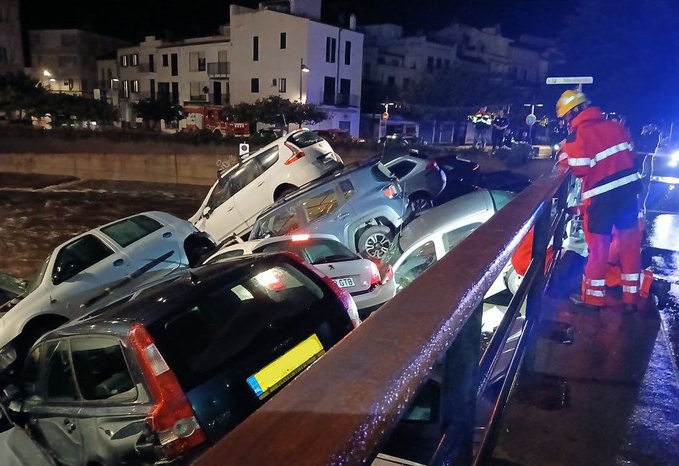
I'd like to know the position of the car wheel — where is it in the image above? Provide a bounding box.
[409,194,433,215]
[358,226,393,260]
[274,185,297,201]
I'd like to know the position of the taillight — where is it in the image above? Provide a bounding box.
[381,264,394,284]
[425,160,438,171]
[291,234,310,242]
[382,183,399,199]
[285,253,361,328]
[284,142,306,165]
[369,260,381,287]
[129,324,207,459]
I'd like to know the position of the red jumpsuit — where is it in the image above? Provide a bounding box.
[560,107,642,306]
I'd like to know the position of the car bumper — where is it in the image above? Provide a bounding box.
[352,279,397,319]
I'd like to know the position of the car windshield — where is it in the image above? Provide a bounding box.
[255,238,358,264]
[288,130,324,149]
[24,253,51,296]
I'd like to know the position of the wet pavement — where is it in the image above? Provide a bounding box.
[0,173,206,280]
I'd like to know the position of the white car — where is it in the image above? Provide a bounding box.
[203,233,395,318]
[0,211,216,374]
[381,189,517,298]
[190,129,343,243]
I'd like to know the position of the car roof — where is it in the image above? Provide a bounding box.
[65,211,182,245]
[206,233,342,261]
[397,190,495,251]
[43,254,296,339]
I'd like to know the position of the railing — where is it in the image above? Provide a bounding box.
[193,165,570,466]
[317,92,361,107]
[137,63,155,73]
[207,61,230,76]
[188,94,209,102]
[208,93,229,106]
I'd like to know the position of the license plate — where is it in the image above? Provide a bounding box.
[246,334,325,400]
[334,277,355,288]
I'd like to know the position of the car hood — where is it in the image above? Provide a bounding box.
[0,427,55,466]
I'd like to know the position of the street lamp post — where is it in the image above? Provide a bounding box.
[523,102,544,144]
[299,59,310,102]
[378,100,395,141]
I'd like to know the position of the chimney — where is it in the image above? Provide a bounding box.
[349,14,357,30]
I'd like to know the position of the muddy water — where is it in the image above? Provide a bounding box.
[0,174,208,280]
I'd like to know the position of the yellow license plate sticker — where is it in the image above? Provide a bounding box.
[246,334,325,400]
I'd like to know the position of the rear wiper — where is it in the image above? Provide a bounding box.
[313,255,356,264]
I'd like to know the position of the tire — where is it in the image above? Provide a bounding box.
[274,185,297,201]
[357,226,393,260]
[409,194,433,215]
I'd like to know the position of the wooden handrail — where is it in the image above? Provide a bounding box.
[193,165,569,466]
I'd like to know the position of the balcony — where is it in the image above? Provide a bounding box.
[208,93,230,106]
[207,62,230,77]
[319,92,360,107]
[137,63,155,73]
[188,94,209,103]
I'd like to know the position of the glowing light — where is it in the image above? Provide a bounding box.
[43,70,52,77]
[291,234,310,242]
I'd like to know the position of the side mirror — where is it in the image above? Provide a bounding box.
[52,260,76,284]
[202,206,212,219]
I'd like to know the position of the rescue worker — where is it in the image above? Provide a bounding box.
[471,106,492,150]
[556,89,642,311]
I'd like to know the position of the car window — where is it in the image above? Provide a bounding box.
[488,190,516,211]
[53,234,115,285]
[394,241,437,290]
[208,173,235,209]
[43,340,78,401]
[388,160,417,179]
[257,146,279,171]
[339,179,355,200]
[147,261,327,392]
[441,223,482,253]
[22,346,42,401]
[230,159,263,194]
[302,188,340,223]
[100,215,163,248]
[205,249,246,264]
[287,130,323,149]
[25,254,51,295]
[256,238,357,264]
[254,204,301,237]
[370,162,393,182]
[71,337,136,401]
[0,405,12,432]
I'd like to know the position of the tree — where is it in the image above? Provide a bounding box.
[557,0,679,127]
[0,72,48,119]
[36,93,118,125]
[134,99,183,130]
[219,96,327,129]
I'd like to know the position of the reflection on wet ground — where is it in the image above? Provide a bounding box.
[0,173,206,280]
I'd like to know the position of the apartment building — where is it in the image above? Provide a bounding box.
[114,0,364,135]
[29,29,128,97]
[0,0,24,74]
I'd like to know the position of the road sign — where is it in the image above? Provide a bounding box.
[239,143,250,157]
[382,112,389,121]
[526,114,537,126]
[546,76,594,85]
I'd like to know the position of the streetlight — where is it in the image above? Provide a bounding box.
[523,102,544,144]
[378,99,395,140]
[299,59,310,102]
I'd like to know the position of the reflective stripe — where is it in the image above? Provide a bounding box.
[621,273,640,281]
[592,142,634,167]
[586,290,605,297]
[622,285,639,293]
[586,279,606,286]
[568,157,591,167]
[582,173,641,199]
[558,152,568,162]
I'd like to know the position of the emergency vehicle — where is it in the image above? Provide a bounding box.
[180,105,250,137]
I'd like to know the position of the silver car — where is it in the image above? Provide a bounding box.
[249,161,408,260]
[380,150,447,214]
[203,233,396,318]
[0,211,216,375]
[0,403,55,466]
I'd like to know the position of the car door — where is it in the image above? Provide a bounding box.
[98,214,184,275]
[47,234,133,319]
[302,181,356,245]
[198,171,247,243]
[21,340,85,466]
[231,153,271,230]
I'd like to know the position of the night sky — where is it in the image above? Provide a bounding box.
[22,0,569,42]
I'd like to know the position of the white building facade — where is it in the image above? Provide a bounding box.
[113,0,364,136]
[0,0,23,74]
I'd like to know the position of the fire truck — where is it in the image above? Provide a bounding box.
[180,105,250,137]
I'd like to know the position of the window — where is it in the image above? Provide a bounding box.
[162,54,168,67]
[287,130,323,148]
[131,53,138,66]
[257,146,279,170]
[394,241,437,289]
[189,51,206,72]
[257,238,356,264]
[280,32,286,49]
[208,158,263,209]
[171,54,178,76]
[441,223,482,253]
[149,54,155,72]
[325,37,336,63]
[122,79,130,98]
[339,179,355,200]
[427,56,434,72]
[190,81,204,100]
[344,41,351,65]
[120,55,129,67]
[43,340,78,401]
[158,81,170,100]
[132,80,139,93]
[254,204,300,237]
[489,190,516,211]
[71,337,136,401]
[251,78,259,93]
[52,234,114,284]
[388,160,416,179]
[272,78,277,86]
[278,77,287,93]
[302,188,340,222]
[150,79,156,100]
[436,57,442,69]
[387,76,395,86]
[323,76,335,105]
[100,215,162,247]
[0,47,7,64]
[253,36,259,61]
[444,59,450,69]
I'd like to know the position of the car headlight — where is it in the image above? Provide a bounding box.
[0,343,17,370]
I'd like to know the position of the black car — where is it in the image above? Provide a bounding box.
[9,253,359,466]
